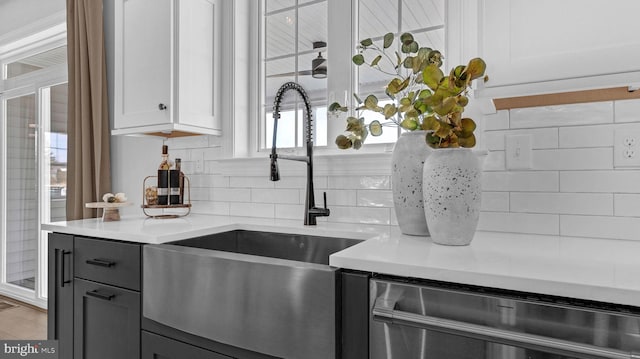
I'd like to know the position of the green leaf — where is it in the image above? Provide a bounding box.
[369,120,383,136]
[335,135,352,149]
[387,77,410,95]
[423,64,444,90]
[383,33,394,49]
[400,33,414,46]
[382,104,397,119]
[360,38,373,47]
[460,118,476,132]
[464,57,487,81]
[352,54,365,66]
[401,41,419,54]
[426,132,441,147]
[403,56,414,69]
[371,55,382,67]
[364,95,379,110]
[328,102,347,112]
[458,133,476,148]
[421,116,440,131]
[400,118,418,131]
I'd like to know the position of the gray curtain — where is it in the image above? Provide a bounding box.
[66,0,112,220]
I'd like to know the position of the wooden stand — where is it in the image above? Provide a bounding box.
[85,202,133,222]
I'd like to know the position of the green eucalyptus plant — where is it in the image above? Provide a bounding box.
[333,32,487,149]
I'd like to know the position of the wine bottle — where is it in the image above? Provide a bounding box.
[169,158,182,205]
[157,145,170,205]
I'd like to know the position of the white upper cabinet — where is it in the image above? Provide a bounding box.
[476,0,640,98]
[112,0,221,136]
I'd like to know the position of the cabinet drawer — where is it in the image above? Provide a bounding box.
[142,331,232,359]
[74,236,141,290]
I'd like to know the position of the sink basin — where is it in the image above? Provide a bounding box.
[143,230,362,359]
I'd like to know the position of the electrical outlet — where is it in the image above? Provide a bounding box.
[505,134,532,170]
[614,129,640,168]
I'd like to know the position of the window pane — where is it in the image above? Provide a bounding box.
[266,10,296,58]
[5,46,67,79]
[5,94,37,290]
[263,0,328,150]
[358,0,398,39]
[47,84,68,218]
[266,0,295,13]
[298,2,327,53]
[401,0,444,31]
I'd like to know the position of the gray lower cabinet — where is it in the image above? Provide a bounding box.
[142,331,232,359]
[47,233,74,359]
[48,234,142,359]
[74,278,140,358]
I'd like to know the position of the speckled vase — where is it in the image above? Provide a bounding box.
[391,131,431,236]
[422,148,482,245]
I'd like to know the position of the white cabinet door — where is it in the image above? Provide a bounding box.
[114,0,173,129]
[479,0,640,97]
[176,0,220,130]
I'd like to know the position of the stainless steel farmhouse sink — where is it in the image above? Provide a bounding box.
[143,230,362,359]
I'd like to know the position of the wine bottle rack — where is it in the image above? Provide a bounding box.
[141,175,192,219]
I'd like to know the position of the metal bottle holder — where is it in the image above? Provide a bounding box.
[142,175,192,219]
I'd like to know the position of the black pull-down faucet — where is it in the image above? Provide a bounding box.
[269,82,330,225]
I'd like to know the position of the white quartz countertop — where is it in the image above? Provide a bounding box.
[43,214,640,307]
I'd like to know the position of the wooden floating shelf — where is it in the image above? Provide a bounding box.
[493,86,640,110]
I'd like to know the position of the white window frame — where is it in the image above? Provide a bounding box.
[235,0,472,159]
[0,20,67,309]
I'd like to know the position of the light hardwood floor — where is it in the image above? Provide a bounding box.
[0,296,47,339]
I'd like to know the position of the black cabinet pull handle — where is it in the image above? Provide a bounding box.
[158,103,167,110]
[59,250,71,288]
[86,290,115,301]
[86,258,115,267]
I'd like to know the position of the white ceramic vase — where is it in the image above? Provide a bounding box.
[422,148,482,245]
[391,131,431,236]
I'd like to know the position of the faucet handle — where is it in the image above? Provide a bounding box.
[323,192,328,210]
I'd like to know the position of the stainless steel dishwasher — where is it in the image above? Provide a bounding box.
[370,279,640,359]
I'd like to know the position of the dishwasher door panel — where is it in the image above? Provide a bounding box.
[369,279,640,359]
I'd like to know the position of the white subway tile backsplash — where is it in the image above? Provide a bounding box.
[510,192,613,215]
[532,148,613,170]
[484,128,558,151]
[614,194,640,217]
[481,192,509,212]
[478,212,559,235]
[251,188,300,204]
[274,204,305,220]
[510,102,613,129]
[189,188,210,201]
[319,189,357,207]
[560,171,640,193]
[483,110,509,130]
[483,151,506,171]
[210,188,251,202]
[328,206,391,225]
[329,175,391,190]
[229,176,275,189]
[560,215,640,240]
[482,171,559,192]
[357,190,393,208]
[229,202,274,218]
[558,125,614,148]
[614,99,640,123]
[192,201,230,216]
[274,176,328,189]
